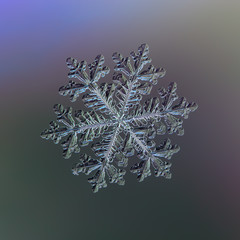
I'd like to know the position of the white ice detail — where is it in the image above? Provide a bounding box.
[41,44,198,193]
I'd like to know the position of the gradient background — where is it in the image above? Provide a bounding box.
[1,0,240,239]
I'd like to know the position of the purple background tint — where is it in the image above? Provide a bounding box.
[1,0,240,239]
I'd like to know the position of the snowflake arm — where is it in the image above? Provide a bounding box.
[126,82,198,136]
[41,104,117,159]
[72,153,126,193]
[113,44,166,116]
[127,129,179,181]
[60,55,118,117]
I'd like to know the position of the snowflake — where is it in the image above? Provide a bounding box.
[41,43,198,193]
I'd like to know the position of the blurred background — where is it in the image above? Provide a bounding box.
[1,0,240,239]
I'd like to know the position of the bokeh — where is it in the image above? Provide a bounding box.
[1,0,240,239]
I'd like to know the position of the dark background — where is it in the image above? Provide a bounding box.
[1,0,239,239]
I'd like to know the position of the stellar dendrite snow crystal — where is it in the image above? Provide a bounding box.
[41,44,198,193]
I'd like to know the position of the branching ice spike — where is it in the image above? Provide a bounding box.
[41,43,198,193]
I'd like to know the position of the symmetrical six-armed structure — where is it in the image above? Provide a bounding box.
[41,44,198,192]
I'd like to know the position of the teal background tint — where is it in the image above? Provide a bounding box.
[1,0,240,239]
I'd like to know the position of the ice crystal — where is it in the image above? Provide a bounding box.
[41,44,198,193]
